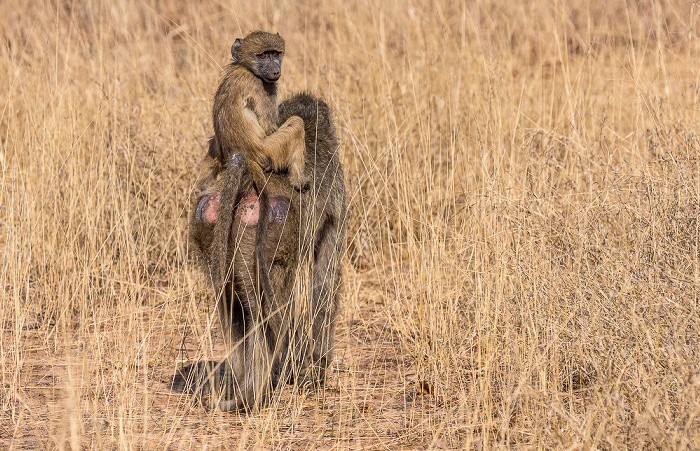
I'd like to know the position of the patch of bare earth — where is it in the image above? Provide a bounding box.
[2,277,457,449]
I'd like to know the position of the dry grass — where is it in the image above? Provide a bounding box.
[1,0,699,448]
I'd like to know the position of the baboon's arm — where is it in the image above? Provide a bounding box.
[214,85,307,187]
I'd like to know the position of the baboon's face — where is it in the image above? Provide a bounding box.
[230,32,286,84]
[252,51,284,83]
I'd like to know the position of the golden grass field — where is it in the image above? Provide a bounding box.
[1,0,699,448]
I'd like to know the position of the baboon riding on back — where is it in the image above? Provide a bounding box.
[173,31,346,412]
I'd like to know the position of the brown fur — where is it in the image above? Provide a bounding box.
[180,162,301,411]
[177,93,346,412]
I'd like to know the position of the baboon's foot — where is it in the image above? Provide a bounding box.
[171,360,230,404]
[292,363,327,391]
[205,387,271,413]
[173,361,272,413]
[171,361,209,394]
[205,397,250,413]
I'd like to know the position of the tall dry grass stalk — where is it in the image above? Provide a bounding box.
[1,0,699,448]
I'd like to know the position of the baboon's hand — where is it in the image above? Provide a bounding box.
[290,170,311,192]
[284,116,303,128]
[250,154,272,173]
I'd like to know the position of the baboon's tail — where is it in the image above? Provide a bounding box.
[209,153,275,318]
[249,166,276,308]
[209,154,246,310]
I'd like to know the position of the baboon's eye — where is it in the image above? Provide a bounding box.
[269,51,279,57]
[257,53,266,59]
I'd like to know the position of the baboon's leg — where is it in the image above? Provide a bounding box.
[213,294,274,412]
[213,280,246,405]
[172,285,250,408]
[311,220,343,382]
[269,327,291,389]
[212,230,275,412]
[264,262,298,390]
[291,217,343,386]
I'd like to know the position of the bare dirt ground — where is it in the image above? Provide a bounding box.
[2,273,460,450]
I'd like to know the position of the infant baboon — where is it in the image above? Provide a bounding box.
[212,30,307,189]
[176,93,346,412]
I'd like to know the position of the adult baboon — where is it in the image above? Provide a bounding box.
[175,93,345,412]
[279,93,346,387]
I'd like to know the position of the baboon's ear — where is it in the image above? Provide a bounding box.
[231,38,243,61]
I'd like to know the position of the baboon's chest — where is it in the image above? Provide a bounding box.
[247,96,279,135]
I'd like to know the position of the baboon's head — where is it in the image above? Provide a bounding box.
[231,31,286,83]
